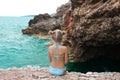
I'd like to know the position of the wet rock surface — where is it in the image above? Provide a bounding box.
[0,67,120,80]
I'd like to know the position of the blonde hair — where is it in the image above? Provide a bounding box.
[49,29,66,42]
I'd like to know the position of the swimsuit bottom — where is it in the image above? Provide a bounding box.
[49,66,66,76]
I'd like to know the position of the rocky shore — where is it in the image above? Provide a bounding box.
[20,0,120,79]
[0,66,120,80]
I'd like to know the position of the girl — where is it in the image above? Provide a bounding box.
[48,29,68,76]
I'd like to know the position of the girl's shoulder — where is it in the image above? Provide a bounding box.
[48,45,54,49]
[60,45,67,49]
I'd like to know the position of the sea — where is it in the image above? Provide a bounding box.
[0,16,50,69]
[0,16,120,72]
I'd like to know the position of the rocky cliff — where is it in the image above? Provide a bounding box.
[68,0,120,61]
[22,0,120,62]
[22,2,70,35]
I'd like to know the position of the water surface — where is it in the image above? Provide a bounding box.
[0,16,50,69]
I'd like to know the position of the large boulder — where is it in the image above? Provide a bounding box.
[22,13,55,35]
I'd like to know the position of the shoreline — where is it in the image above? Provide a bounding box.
[0,66,120,80]
[12,34,120,80]
[33,33,51,40]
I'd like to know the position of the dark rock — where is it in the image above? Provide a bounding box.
[22,13,56,35]
[68,0,120,61]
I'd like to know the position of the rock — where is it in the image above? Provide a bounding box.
[22,2,71,35]
[22,0,120,62]
[0,67,119,80]
[22,13,55,35]
[67,0,120,61]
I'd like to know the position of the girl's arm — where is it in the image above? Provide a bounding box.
[48,47,52,62]
[64,47,68,65]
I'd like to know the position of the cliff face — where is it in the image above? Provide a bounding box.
[67,0,120,61]
[22,2,70,35]
[22,0,120,62]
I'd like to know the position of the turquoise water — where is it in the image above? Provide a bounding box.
[1,16,120,73]
[0,16,50,69]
